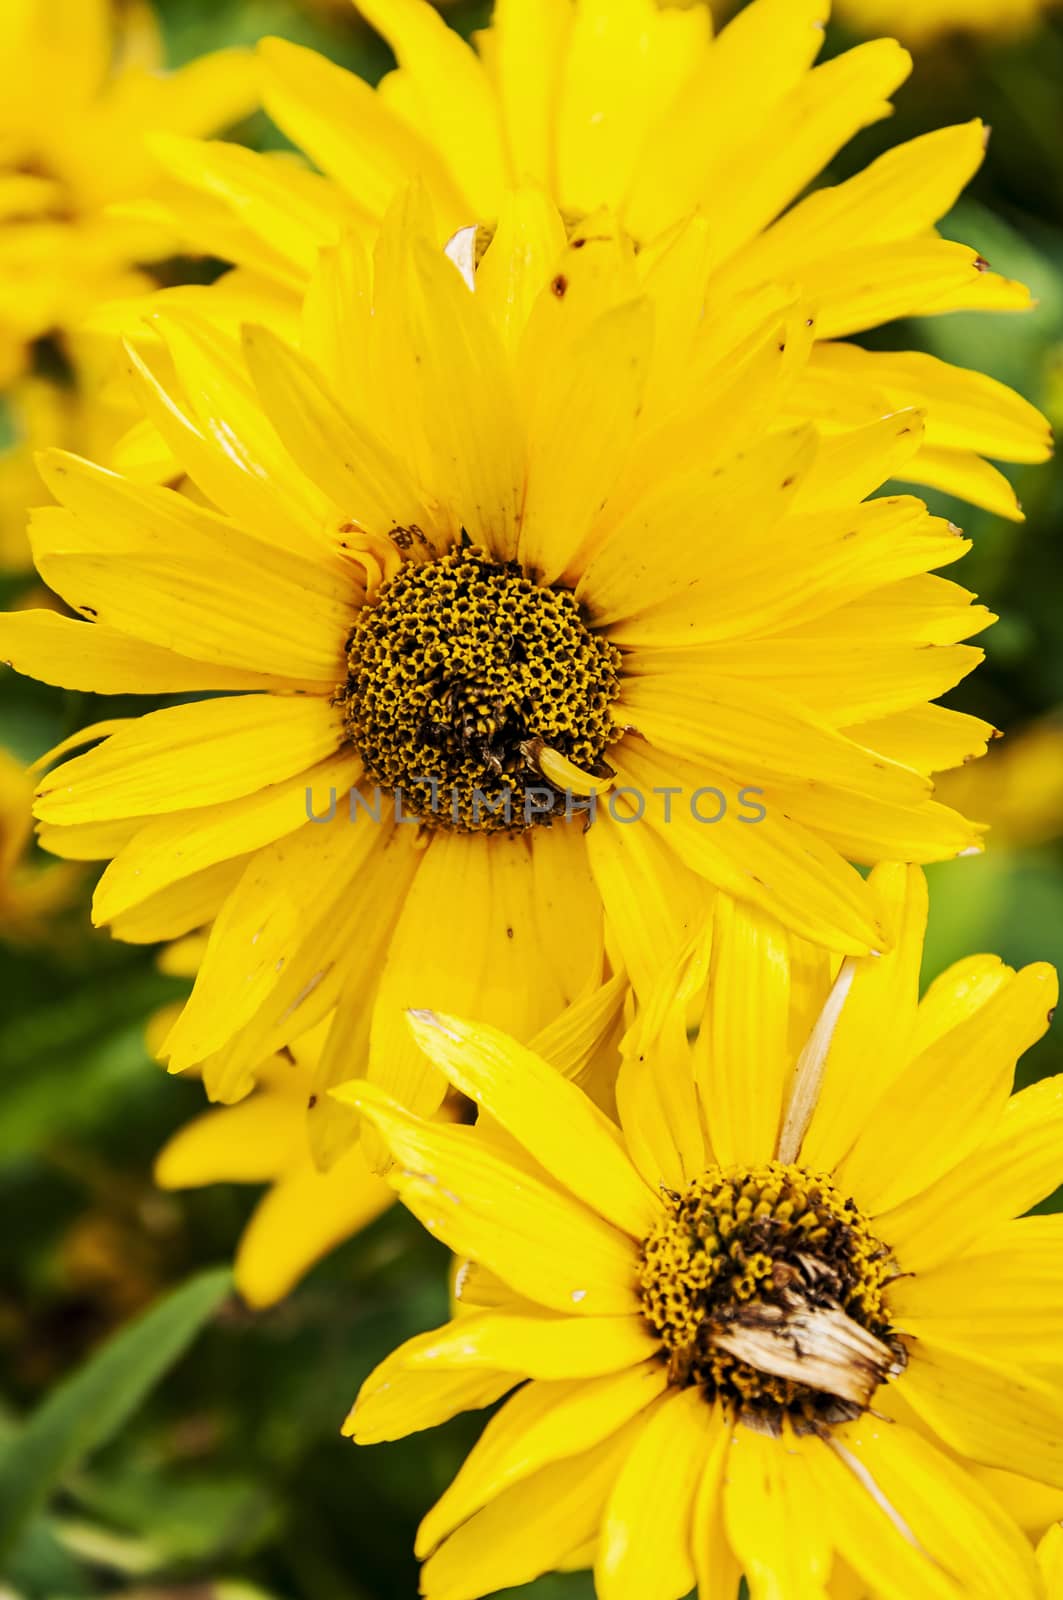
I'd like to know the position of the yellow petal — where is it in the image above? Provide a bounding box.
[92,753,361,925]
[556,0,709,216]
[162,809,389,1082]
[881,1073,1063,1273]
[365,830,565,1142]
[404,1010,657,1238]
[748,122,987,276]
[596,1388,711,1600]
[337,1082,639,1316]
[35,695,344,824]
[0,608,299,695]
[490,0,571,188]
[416,1362,667,1559]
[611,740,883,956]
[800,863,926,1171]
[723,1423,833,1600]
[475,186,568,354]
[845,705,995,780]
[624,0,829,240]
[617,672,930,805]
[795,1429,965,1600]
[837,961,1058,1213]
[371,222,524,561]
[234,1147,393,1308]
[154,1086,301,1187]
[240,321,432,543]
[358,0,507,216]
[108,855,249,945]
[829,1418,1042,1600]
[890,1215,1063,1362]
[419,1416,646,1600]
[900,1342,1063,1491]
[696,895,793,1166]
[258,35,469,227]
[585,803,711,1001]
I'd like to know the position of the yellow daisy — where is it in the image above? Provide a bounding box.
[0,197,997,1153]
[342,863,1063,1600]
[137,0,1052,522]
[836,0,1051,45]
[0,0,254,382]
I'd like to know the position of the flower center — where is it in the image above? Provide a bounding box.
[341,545,622,832]
[637,1161,902,1429]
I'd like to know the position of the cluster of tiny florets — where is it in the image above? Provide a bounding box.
[341,545,622,832]
[637,1162,895,1424]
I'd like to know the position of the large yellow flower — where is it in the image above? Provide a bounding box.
[836,0,1050,45]
[343,864,1063,1600]
[135,0,1051,522]
[0,0,254,383]
[0,199,996,1153]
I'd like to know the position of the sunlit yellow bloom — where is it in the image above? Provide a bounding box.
[0,747,76,937]
[343,864,1063,1600]
[136,0,1052,522]
[0,0,254,382]
[837,0,1050,45]
[937,716,1063,849]
[0,198,997,1154]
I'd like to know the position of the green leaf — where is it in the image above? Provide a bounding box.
[0,1267,232,1564]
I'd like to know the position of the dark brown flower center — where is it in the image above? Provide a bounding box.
[638,1161,903,1429]
[341,545,622,833]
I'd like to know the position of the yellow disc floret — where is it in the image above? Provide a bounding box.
[638,1162,901,1428]
[342,545,622,832]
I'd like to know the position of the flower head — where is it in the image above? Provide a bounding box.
[0,0,254,381]
[0,198,998,1155]
[343,864,1062,1600]
[141,0,1052,520]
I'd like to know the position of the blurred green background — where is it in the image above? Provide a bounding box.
[2,3,1063,1597]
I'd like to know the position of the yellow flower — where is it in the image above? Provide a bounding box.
[0,0,255,382]
[836,0,1050,45]
[0,746,76,937]
[0,198,996,1150]
[936,716,1063,849]
[342,864,1063,1600]
[140,0,1052,522]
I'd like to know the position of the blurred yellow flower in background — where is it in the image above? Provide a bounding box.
[0,747,76,939]
[836,0,1051,46]
[937,716,1063,849]
[343,864,1063,1600]
[0,0,255,382]
[0,0,256,571]
[155,1042,393,1310]
[0,196,1002,1176]
[133,0,1052,521]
